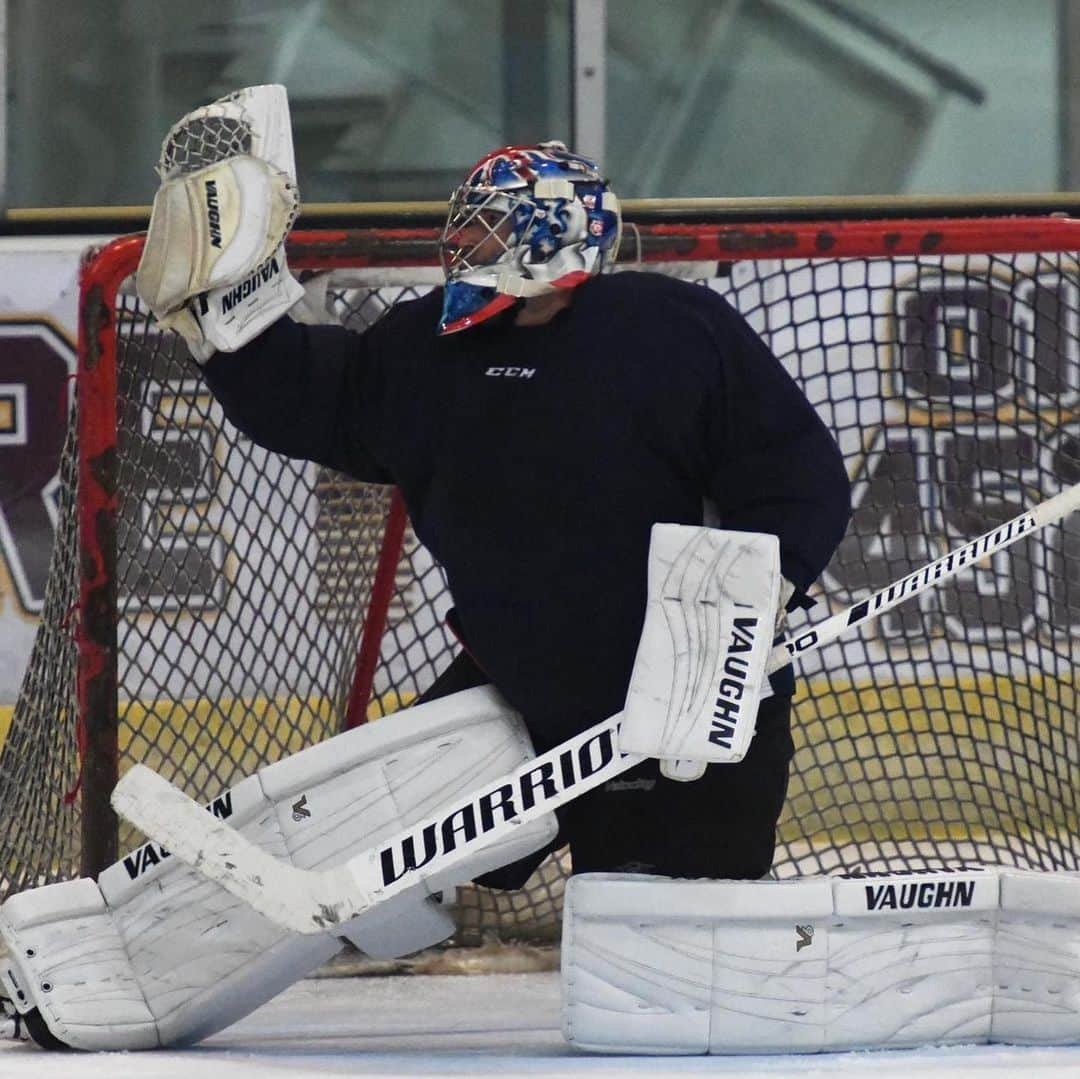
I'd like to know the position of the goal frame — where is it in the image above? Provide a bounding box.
[75,214,1080,879]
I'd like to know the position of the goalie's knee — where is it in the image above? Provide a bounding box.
[561,868,1080,1054]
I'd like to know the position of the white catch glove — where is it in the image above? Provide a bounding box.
[136,155,297,320]
[135,85,305,362]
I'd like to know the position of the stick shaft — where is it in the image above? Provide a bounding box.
[112,715,641,933]
[767,482,1080,674]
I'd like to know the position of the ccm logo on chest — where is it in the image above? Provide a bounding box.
[485,366,536,379]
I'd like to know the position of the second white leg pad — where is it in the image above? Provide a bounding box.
[562,868,1080,1054]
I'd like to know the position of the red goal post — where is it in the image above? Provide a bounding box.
[4,209,1080,950]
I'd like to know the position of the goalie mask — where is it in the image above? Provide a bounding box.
[438,141,622,334]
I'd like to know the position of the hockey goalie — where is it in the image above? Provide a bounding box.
[6,82,1080,1057]
[1,83,860,1052]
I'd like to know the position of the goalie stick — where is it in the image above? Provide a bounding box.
[111,481,1080,935]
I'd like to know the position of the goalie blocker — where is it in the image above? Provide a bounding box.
[563,868,1080,1053]
[620,524,783,780]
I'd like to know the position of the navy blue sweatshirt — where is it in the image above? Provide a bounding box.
[203,272,851,747]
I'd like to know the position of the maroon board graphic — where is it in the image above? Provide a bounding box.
[0,321,74,614]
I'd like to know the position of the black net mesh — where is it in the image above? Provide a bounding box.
[763,251,1080,877]
[1,235,1077,949]
[0,417,82,895]
[107,281,458,832]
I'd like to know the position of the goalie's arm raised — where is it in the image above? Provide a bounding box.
[201,317,393,483]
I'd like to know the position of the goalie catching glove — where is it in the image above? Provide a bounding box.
[135,85,305,362]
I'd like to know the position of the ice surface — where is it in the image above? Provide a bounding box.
[1,972,1080,1077]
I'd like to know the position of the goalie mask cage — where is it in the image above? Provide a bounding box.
[3,213,1079,953]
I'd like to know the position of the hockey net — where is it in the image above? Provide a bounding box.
[2,213,1079,958]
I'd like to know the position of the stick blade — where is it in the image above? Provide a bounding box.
[111,764,358,935]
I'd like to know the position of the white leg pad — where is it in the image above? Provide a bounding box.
[994,870,1080,1044]
[1,686,555,1049]
[562,873,834,1054]
[829,871,997,1049]
[1,773,332,1051]
[563,868,1080,1054]
[1,878,160,1050]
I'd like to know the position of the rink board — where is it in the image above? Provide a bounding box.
[1,669,1071,844]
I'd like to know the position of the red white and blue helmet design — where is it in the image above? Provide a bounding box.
[438,141,622,334]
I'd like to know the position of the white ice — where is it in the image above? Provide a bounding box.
[2,972,1080,1078]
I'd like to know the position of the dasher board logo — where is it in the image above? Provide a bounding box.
[0,320,75,615]
[821,262,1080,649]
